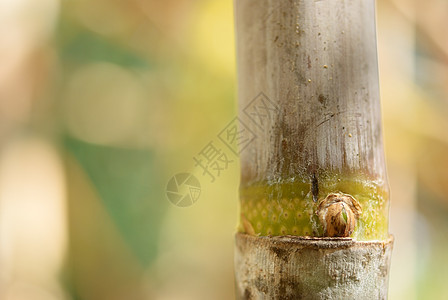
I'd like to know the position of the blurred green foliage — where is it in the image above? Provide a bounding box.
[64,136,164,266]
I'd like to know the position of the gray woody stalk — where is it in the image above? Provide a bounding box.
[234,0,393,299]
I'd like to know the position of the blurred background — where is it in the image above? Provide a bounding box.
[0,0,446,299]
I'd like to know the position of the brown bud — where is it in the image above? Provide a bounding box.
[317,193,362,237]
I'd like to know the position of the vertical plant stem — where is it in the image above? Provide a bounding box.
[234,0,393,298]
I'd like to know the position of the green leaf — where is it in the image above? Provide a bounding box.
[64,136,166,266]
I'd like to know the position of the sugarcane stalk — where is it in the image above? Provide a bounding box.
[234,0,393,298]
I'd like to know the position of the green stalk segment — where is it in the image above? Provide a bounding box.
[239,173,389,241]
